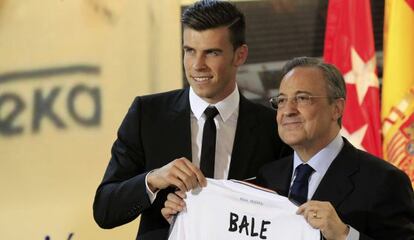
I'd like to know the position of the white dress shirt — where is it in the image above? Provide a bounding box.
[189,86,239,179]
[146,86,240,201]
[291,133,359,239]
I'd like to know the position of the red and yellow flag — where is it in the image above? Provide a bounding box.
[324,0,382,157]
[382,0,414,184]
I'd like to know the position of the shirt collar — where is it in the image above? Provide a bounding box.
[293,133,344,175]
[189,86,240,122]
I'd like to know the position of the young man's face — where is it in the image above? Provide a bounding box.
[183,26,247,103]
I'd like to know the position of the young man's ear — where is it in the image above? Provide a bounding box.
[234,44,248,66]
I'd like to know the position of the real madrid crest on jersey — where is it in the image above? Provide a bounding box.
[383,87,414,185]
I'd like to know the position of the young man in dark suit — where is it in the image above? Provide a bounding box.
[93,1,289,239]
[257,57,414,239]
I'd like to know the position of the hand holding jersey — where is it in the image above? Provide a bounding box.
[161,190,187,224]
[297,201,349,240]
[147,157,207,193]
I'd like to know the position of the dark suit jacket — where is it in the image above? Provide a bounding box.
[93,88,290,240]
[257,138,414,240]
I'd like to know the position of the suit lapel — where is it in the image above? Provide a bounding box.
[312,139,359,208]
[267,156,294,197]
[166,88,192,161]
[228,95,260,180]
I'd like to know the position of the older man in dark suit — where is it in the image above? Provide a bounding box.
[257,57,414,239]
[93,1,290,239]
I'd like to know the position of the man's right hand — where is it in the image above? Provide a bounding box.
[161,191,186,224]
[147,157,207,193]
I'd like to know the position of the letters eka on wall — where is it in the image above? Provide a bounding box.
[0,64,101,137]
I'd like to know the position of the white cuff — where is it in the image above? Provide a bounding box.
[346,225,360,240]
[145,171,159,204]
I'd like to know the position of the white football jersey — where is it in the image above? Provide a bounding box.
[168,178,320,240]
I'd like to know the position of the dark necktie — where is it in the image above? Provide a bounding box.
[200,106,219,178]
[289,164,315,205]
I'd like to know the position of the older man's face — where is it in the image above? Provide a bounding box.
[276,67,343,154]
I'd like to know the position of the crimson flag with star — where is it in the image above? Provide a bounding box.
[323,0,382,157]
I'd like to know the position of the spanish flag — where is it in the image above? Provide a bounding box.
[382,0,414,184]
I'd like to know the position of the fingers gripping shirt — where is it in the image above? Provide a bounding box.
[168,179,320,240]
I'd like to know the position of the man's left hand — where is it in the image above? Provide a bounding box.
[297,200,349,240]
